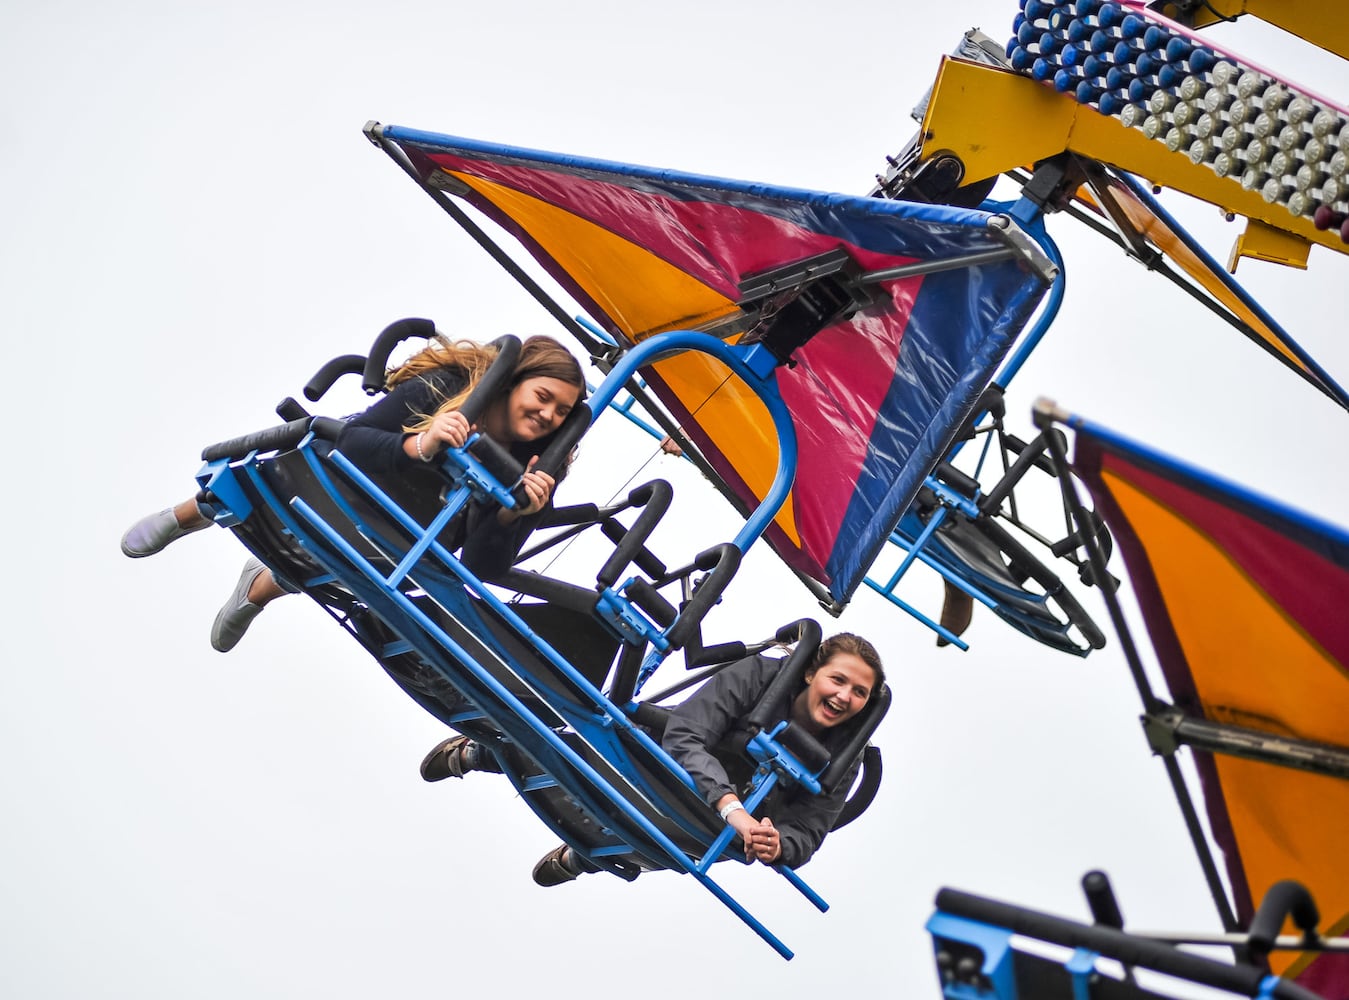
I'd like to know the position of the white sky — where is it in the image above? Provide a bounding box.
[4,3,1346,998]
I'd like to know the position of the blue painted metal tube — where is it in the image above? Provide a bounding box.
[861,579,970,651]
[879,532,999,611]
[586,330,798,556]
[322,448,699,792]
[286,492,795,959]
[573,312,618,347]
[385,483,471,587]
[881,504,949,588]
[696,771,781,873]
[991,220,1065,390]
[777,865,829,912]
[696,764,830,912]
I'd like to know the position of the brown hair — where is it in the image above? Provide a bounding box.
[812,632,885,694]
[390,335,586,432]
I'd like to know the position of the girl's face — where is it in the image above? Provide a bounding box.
[504,376,581,442]
[794,653,875,734]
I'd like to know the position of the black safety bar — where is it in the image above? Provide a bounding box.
[305,354,367,403]
[361,317,437,394]
[665,543,743,651]
[596,480,673,589]
[933,889,1324,1000]
[201,416,346,463]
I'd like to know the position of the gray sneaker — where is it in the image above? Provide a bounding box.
[120,507,209,558]
[210,558,269,653]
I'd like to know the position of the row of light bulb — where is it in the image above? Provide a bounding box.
[1006,0,1348,229]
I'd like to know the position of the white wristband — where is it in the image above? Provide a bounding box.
[718,801,744,821]
[415,431,433,463]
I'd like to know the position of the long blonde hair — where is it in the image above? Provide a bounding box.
[390,335,586,434]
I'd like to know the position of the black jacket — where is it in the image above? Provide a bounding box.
[335,368,553,580]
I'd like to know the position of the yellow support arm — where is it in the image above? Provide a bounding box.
[919,57,1342,262]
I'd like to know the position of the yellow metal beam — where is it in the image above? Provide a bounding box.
[1175,0,1348,62]
[920,57,1342,260]
[1228,218,1314,270]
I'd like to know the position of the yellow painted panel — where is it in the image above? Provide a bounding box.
[1186,0,1348,62]
[1103,470,1349,743]
[921,59,1347,258]
[1212,756,1349,978]
[1229,218,1313,271]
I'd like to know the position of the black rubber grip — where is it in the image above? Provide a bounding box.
[686,641,748,669]
[1082,870,1126,929]
[596,479,672,588]
[539,503,602,528]
[275,397,310,422]
[1249,881,1319,960]
[531,401,591,480]
[932,889,1323,1000]
[304,354,367,402]
[459,335,521,424]
[820,683,890,793]
[665,544,742,650]
[469,432,525,485]
[746,619,821,732]
[361,318,437,394]
[200,416,347,462]
[626,578,677,628]
[201,418,315,462]
[830,745,882,831]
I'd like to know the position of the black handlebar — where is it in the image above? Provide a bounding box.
[304,354,367,402]
[201,416,346,463]
[820,683,890,792]
[1249,881,1320,961]
[665,543,742,650]
[596,480,673,588]
[745,619,822,732]
[361,317,437,395]
[933,888,1324,1000]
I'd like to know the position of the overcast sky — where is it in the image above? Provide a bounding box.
[5,3,1347,998]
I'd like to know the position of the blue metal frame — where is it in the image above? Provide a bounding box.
[198,328,839,960]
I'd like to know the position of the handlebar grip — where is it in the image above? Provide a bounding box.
[468,432,525,486]
[820,683,890,792]
[748,619,822,731]
[1249,881,1319,959]
[665,543,742,650]
[686,641,749,669]
[201,416,342,462]
[596,478,672,588]
[305,354,367,402]
[509,402,591,507]
[361,318,437,394]
[459,335,522,425]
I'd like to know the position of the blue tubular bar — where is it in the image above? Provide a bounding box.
[322,450,698,792]
[585,330,798,556]
[988,211,1065,392]
[862,578,970,651]
[884,530,999,612]
[778,866,829,912]
[385,483,471,588]
[697,771,781,873]
[881,504,949,590]
[695,737,830,913]
[286,492,796,960]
